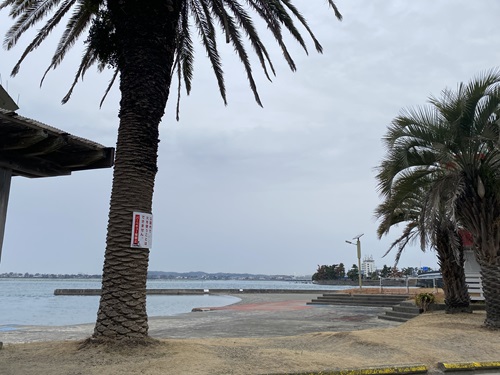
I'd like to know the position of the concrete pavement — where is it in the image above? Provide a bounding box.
[149,293,400,339]
[1,293,400,343]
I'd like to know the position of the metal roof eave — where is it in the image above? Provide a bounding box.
[0,108,114,178]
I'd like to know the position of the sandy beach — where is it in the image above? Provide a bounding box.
[1,291,499,374]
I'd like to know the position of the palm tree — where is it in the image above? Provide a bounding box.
[377,69,500,328]
[375,184,471,313]
[1,0,342,342]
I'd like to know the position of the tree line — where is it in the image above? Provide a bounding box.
[312,264,431,282]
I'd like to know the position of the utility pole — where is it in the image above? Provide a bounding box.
[346,233,364,289]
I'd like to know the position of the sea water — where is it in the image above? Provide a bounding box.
[0,278,343,327]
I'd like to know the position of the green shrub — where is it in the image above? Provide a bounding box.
[415,292,435,312]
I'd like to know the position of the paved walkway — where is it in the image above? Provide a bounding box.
[1,293,400,343]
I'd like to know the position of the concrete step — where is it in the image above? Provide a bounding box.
[311,300,406,306]
[378,301,421,323]
[313,297,408,304]
[320,293,408,300]
[392,305,420,314]
[383,310,419,320]
[307,300,400,307]
[308,293,410,308]
[377,314,409,323]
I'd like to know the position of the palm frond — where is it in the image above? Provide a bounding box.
[175,1,194,119]
[382,221,420,265]
[5,0,45,18]
[211,0,262,105]
[99,68,118,108]
[281,0,323,53]
[61,43,98,103]
[223,0,275,80]
[4,0,68,50]
[245,0,296,71]
[45,0,95,73]
[325,0,343,20]
[0,0,23,12]
[268,0,309,54]
[175,57,183,121]
[190,0,227,104]
[3,0,342,110]
[8,0,76,76]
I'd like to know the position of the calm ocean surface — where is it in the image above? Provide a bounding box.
[0,278,345,328]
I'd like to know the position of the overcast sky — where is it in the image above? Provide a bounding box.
[1,1,499,276]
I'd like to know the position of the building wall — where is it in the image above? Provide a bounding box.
[464,248,483,301]
[361,256,375,276]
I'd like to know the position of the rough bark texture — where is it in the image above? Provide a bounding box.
[93,0,181,341]
[478,260,500,329]
[459,187,500,329]
[435,239,471,314]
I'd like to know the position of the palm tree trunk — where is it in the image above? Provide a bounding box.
[434,225,470,313]
[478,260,500,329]
[461,194,500,329]
[436,244,471,314]
[92,0,181,342]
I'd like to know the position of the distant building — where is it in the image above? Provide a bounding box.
[361,255,376,276]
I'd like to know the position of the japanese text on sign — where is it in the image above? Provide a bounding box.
[131,212,153,248]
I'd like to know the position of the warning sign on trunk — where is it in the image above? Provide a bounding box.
[131,212,153,248]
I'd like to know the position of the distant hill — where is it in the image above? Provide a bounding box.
[147,271,311,280]
[0,271,312,280]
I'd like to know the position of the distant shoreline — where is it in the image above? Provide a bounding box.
[53,288,339,296]
[1,275,415,288]
[0,272,313,281]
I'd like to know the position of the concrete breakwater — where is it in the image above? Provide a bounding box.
[53,288,331,296]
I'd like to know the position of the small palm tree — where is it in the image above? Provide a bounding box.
[375,184,471,313]
[377,69,500,328]
[1,0,342,342]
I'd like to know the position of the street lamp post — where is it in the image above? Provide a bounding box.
[346,233,364,289]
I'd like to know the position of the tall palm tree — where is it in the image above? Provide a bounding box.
[1,0,342,342]
[375,184,471,313]
[377,69,500,328]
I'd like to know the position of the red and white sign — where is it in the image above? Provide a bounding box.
[131,212,153,248]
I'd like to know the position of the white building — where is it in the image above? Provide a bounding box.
[464,249,484,301]
[361,255,376,276]
[460,230,484,301]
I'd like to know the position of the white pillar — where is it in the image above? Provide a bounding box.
[0,168,12,262]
